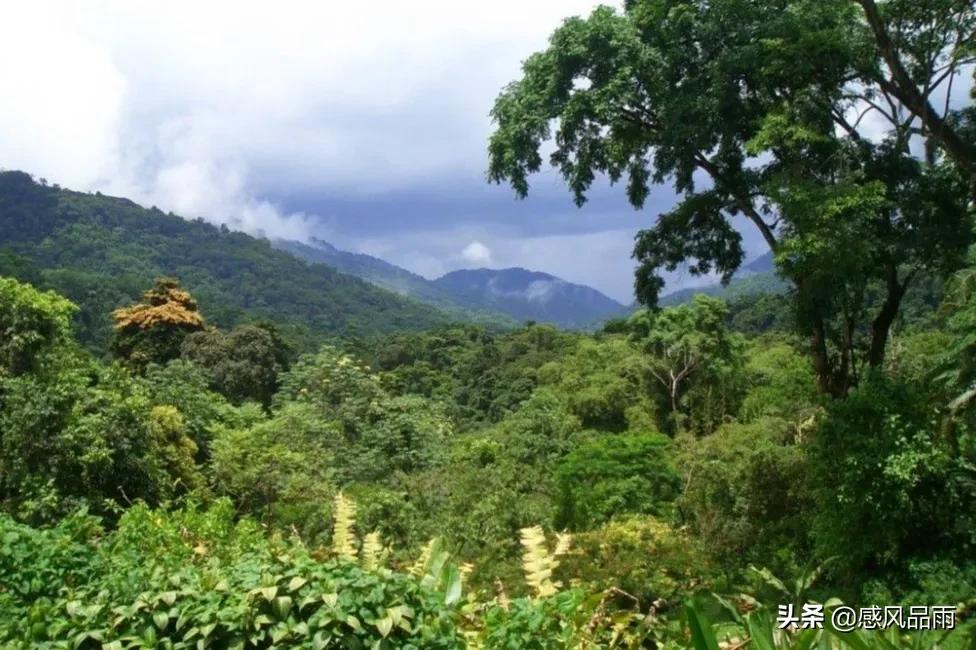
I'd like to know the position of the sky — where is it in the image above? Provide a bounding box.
[0,1,769,303]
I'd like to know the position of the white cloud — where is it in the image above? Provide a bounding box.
[0,4,125,189]
[524,280,559,303]
[459,241,494,266]
[5,0,723,304]
[0,0,612,236]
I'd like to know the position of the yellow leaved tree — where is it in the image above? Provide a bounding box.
[111,278,205,370]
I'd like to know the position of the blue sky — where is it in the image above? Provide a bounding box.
[0,1,770,303]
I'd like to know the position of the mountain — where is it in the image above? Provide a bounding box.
[0,171,454,352]
[277,238,627,329]
[273,238,514,328]
[432,267,630,329]
[740,251,774,274]
[275,238,452,305]
[658,252,787,307]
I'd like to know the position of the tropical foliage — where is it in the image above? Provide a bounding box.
[3,0,976,646]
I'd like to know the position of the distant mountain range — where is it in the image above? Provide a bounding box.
[275,237,784,328]
[658,252,787,307]
[432,267,630,329]
[0,168,783,347]
[275,238,631,329]
[274,238,475,314]
[0,171,455,352]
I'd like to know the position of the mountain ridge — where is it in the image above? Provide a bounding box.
[658,252,786,307]
[277,238,630,329]
[0,170,455,352]
[432,267,630,329]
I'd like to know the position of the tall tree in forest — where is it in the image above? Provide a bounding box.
[628,295,742,419]
[0,276,75,377]
[181,325,284,407]
[852,0,976,177]
[111,278,205,371]
[487,0,975,395]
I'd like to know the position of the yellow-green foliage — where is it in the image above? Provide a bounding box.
[560,516,710,607]
[0,275,76,376]
[148,405,202,491]
[112,277,204,331]
[331,492,358,561]
[519,526,571,598]
[362,531,386,570]
[411,538,438,577]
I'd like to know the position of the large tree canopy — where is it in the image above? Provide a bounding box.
[488,0,976,395]
[111,278,206,371]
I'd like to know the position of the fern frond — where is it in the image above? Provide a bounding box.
[331,492,358,561]
[494,578,510,611]
[554,532,572,557]
[410,538,438,577]
[519,525,560,598]
[362,531,385,570]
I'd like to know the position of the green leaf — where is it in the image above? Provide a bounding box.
[442,564,462,606]
[685,603,720,650]
[152,612,169,631]
[375,616,393,638]
[273,596,294,619]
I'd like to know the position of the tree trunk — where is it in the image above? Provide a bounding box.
[868,265,910,367]
[808,302,855,398]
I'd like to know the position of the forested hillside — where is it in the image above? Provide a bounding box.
[657,267,788,307]
[0,171,452,352]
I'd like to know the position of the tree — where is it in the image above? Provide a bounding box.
[210,403,335,533]
[0,354,185,522]
[738,338,818,424]
[676,417,813,575]
[111,278,205,370]
[0,278,215,521]
[555,433,680,530]
[537,337,657,432]
[487,0,974,395]
[809,376,971,579]
[274,346,452,484]
[140,360,242,458]
[853,0,976,177]
[628,295,743,419]
[181,325,284,406]
[0,276,76,377]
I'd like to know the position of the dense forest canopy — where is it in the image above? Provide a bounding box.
[2,260,975,645]
[3,0,976,647]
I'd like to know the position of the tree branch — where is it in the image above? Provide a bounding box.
[856,0,976,176]
[693,152,778,250]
